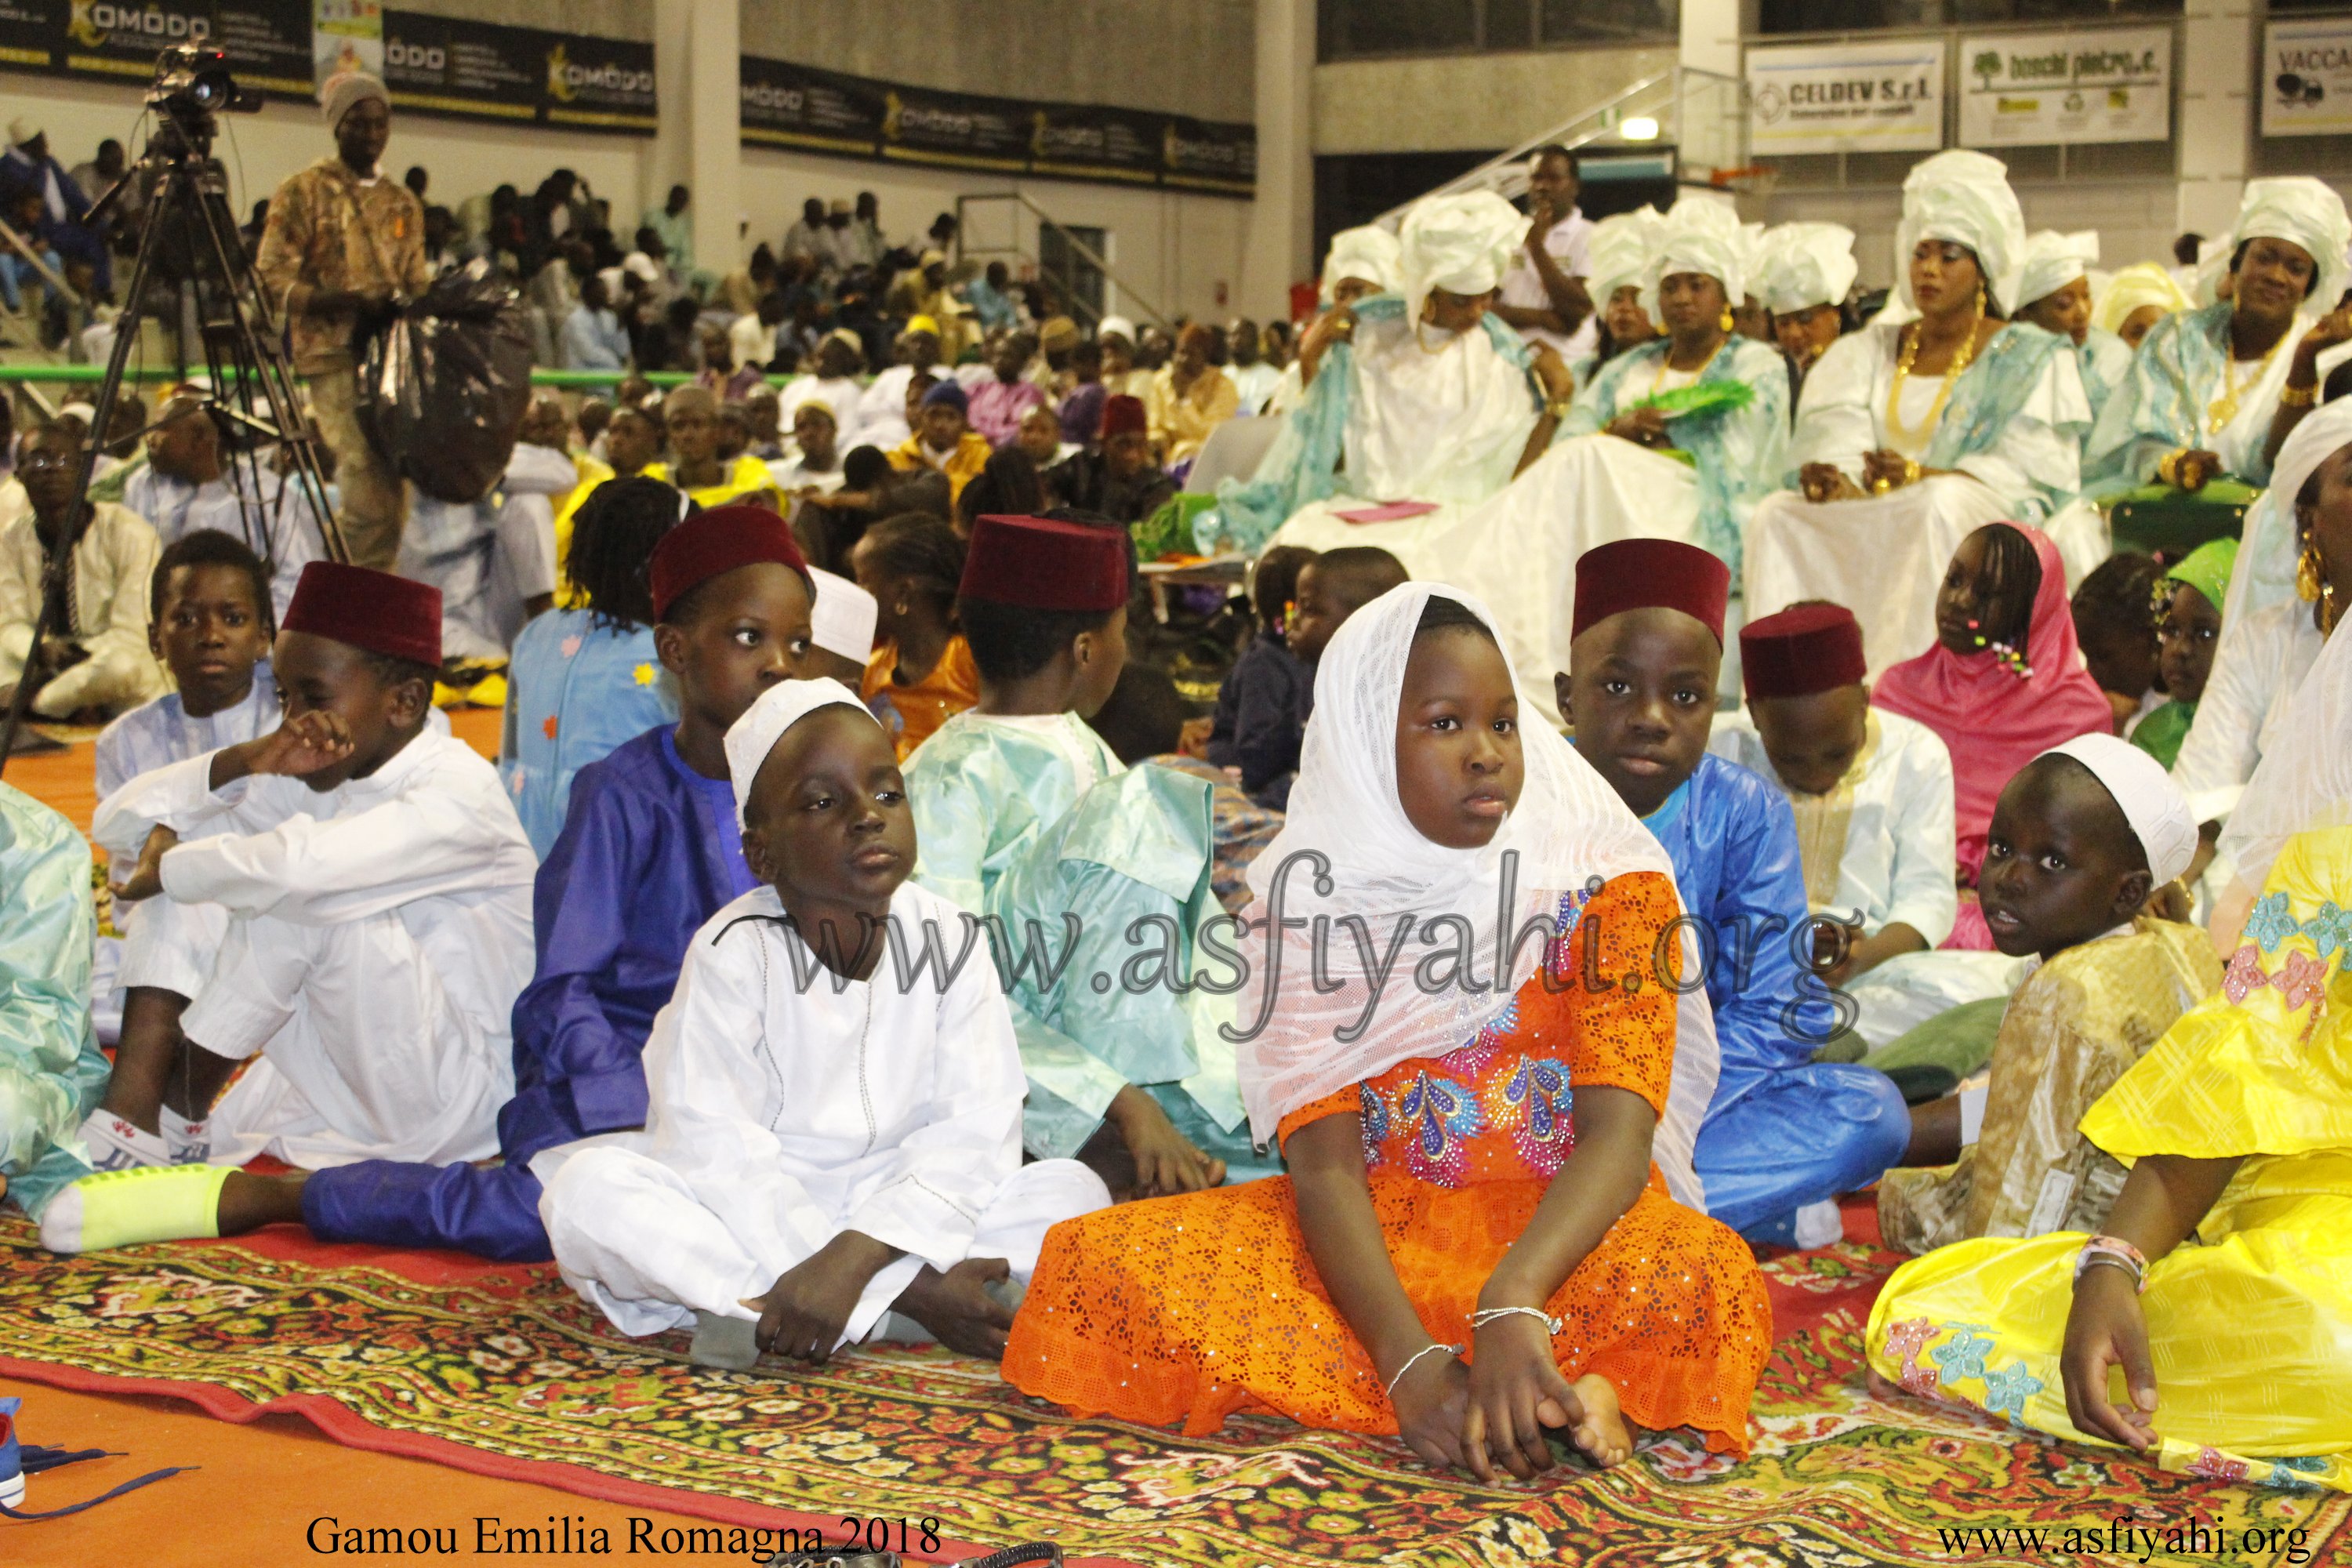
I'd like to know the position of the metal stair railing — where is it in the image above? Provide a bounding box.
[1372,65,1748,227]
[954,190,1173,331]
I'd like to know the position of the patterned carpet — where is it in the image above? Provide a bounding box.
[0,1217,2343,1568]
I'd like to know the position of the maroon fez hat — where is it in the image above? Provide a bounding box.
[281,561,441,668]
[959,514,1128,612]
[1100,394,1148,437]
[1740,602,1867,702]
[649,503,811,621]
[1571,539,1731,644]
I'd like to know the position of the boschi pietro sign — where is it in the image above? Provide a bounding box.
[1959,27,2170,147]
[1747,40,1947,154]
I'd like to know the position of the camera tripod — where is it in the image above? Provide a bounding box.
[0,72,345,775]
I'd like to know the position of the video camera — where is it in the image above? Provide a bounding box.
[147,44,261,134]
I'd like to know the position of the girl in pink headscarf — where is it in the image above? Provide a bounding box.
[1873,521,2116,949]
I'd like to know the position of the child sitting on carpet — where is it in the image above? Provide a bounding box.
[539,679,1110,1368]
[1705,604,1983,1058]
[851,514,977,760]
[2131,537,2235,771]
[904,513,1243,1196]
[1558,540,1907,1250]
[96,531,281,817]
[1006,584,1769,1476]
[2071,553,2165,736]
[48,512,820,1259]
[1878,735,2215,1253]
[500,477,682,857]
[1203,543,1315,808]
[1287,545,1408,668]
[804,567,879,688]
[49,564,537,1248]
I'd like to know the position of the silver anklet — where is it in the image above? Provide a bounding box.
[1468,1305,1565,1335]
[1383,1341,1462,1400]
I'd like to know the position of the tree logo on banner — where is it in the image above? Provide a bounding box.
[1973,49,2002,89]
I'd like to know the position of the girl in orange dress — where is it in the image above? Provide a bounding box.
[1005,584,1772,1479]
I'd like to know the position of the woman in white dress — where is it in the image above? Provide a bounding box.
[2085,178,2352,499]
[1432,197,1791,714]
[1745,151,2094,681]
[1221,193,1573,564]
[2171,397,2352,906]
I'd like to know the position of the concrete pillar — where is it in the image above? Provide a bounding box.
[1240,0,1315,319]
[2176,0,2253,239]
[1680,0,1741,78]
[650,0,744,274]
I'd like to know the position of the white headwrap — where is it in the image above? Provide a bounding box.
[1584,205,1663,318]
[1234,583,1716,1207]
[1758,223,1857,316]
[1895,150,2028,314]
[1645,196,1751,307]
[808,568,880,664]
[1398,192,1524,325]
[2216,573,2352,929]
[2092,261,2190,336]
[2225,396,2352,630]
[1097,314,1137,344]
[2230,176,2352,313]
[2044,734,2198,888]
[2016,230,2100,311]
[721,677,872,828]
[1319,223,1404,304]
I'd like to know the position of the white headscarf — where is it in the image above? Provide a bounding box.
[2226,396,2352,630]
[808,568,880,664]
[1234,583,1716,1207]
[1319,223,1404,304]
[2092,261,2190,336]
[1645,196,1751,308]
[721,677,872,828]
[1585,205,1663,318]
[1398,191,1524,325]
[2016,230,2101,311]
[2230,176,2352,313]
[1758,222,1857,315]
[1894,150,2028,314]
[2045,734,2198,887]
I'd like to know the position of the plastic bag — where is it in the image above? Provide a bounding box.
[357,258,532,505]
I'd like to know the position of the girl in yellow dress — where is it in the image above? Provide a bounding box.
[1864,615,2352,1490]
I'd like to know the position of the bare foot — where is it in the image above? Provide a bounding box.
[1569,1373,1634,1468]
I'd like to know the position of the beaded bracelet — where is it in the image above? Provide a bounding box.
[1384,1341,1463,1401]
[1468,1305,1565,1336]
[2074,1235,2150,1294]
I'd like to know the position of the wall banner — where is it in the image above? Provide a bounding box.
[1746,39,1947,155]
[2264,18,2352,139]
[1958,27,2170,147]
[739,53,1257,198]
[379,10,654,135]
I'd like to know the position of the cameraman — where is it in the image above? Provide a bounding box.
[255,71,426,570]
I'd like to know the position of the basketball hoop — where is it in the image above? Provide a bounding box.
[1708,164,1779,199]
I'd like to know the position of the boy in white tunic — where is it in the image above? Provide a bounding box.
[540,679,1109,1367]
[1704,604,2007,1055]
[49,563,534,1247]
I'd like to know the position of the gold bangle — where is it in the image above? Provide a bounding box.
[1903,457,1922,485]
[2158,448,2183,486]
[1870,474,1893,495]
[1544,397,1574,420]
[2281,381,2318,408]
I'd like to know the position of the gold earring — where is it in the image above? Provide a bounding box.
[2300,540,2327,604]
[1719,306,1735,332]
[1973,283,1987,319]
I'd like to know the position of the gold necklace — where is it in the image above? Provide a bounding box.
[1884,311,1984,447]
[2209,328,2288,431]
[1650,333,1729,394]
